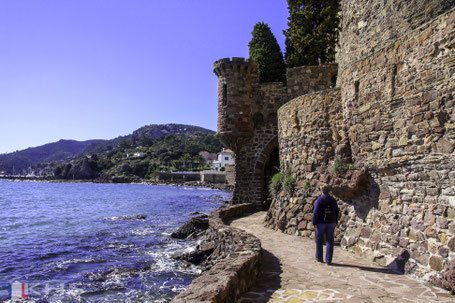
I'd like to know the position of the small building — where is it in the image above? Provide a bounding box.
[199,151,218,165]
[133,152,144,158]
[212,149,235,171]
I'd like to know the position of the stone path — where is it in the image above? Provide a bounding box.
[230,211,454,303]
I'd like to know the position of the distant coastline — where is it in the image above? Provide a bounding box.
[0,176,233,191]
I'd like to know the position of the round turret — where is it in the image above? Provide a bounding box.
[213,57,257,152]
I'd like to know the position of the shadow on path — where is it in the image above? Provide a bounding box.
[330,262,399,275]
[240,249,282,302]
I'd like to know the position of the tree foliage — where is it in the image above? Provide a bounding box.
[248,22,286,83]
[52,133,223,180]
[284,0,340,67]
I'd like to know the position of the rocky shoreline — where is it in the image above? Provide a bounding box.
[0,177,233,191]
[171,203,261,303]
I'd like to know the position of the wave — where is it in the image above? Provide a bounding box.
[103,215,147,221]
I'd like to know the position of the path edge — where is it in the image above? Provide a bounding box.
[172,203,262,303]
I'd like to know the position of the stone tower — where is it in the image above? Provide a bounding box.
[213,58,256,153]
[214,57,337,208]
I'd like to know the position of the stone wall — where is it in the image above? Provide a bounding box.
[214,58,337,208]
[224,165,235,186]
[200,171,226,184]
[287,65,337,101]
[172,203,261,303]
[158,172,201,182]
[337,0,455,73]
[265,88,351,241]
[266,7,455,283]
[338,7,455,278]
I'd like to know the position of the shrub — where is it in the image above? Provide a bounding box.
[334,159,354,175]
[269,172,284,196]
[303,180,310,191]
[283,175,296,195]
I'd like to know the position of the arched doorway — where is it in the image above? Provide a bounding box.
[263,146,280,209]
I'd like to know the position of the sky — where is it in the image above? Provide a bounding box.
[0,1,289,153]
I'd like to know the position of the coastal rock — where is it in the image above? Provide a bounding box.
[171,215,209,239]
[173,238,216,265]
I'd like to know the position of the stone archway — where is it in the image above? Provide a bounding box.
[253,136,279,210]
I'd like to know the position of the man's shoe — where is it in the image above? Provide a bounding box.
[326,262,332,265]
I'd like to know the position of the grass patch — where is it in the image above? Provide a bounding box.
[334,159,354,175]
[283,175,296,195]
[269,172,283,196]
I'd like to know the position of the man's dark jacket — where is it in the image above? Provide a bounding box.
[312,193,339,226]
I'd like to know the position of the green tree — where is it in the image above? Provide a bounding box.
[284,0,340,67]
[248,22,286,83]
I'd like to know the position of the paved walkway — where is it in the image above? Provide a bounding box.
[230,211,454,303]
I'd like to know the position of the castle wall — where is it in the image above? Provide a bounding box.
[231,82,285,207]
[214,59,337,208]
[287,65,337,101]
[339,7,455,277]
[265,89,348,240]
[337,0,455,72]
[267,8,455,281]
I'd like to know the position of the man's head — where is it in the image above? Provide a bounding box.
[320,183,330,195]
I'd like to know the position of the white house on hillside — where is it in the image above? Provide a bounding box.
[212,148,234,170]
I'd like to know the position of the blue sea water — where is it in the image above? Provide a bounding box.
[0,180,230,302]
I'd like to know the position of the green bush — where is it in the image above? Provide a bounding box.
[283,175,296,195]
[269,172,284,196]
[303,180,310,191]
[334,159,354,175]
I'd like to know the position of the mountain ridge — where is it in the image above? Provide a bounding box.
[0,123,216,174]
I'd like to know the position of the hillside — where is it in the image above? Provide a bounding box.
[0,139,104,174]
[53,131,223,181]
[0,124,218,175]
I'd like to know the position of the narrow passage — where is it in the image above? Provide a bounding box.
[230,211,453,303]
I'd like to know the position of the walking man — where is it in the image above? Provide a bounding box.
[312,183,339,265]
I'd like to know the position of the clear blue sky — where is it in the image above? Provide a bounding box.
[0,1,288,153]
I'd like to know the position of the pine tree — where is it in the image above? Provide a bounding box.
[284,0,340,67]
[248,22,286,83]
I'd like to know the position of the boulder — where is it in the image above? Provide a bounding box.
[171,215,209,239]
[173,240,216,264]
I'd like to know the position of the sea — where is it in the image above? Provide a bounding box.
[0,180,231,302]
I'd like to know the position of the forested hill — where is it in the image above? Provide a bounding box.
[0,124,217,175]
[0,139,104,174]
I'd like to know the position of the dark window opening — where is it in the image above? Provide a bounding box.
[222,83,228,106]
[331,74,337,88]
[253,112,264,128]
[354,81,360,104]
[391,64,397,99]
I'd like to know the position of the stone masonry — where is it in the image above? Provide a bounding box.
[264,0,455,290]
[214,58,336,208]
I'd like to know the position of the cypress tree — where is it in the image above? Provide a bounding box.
[284,0,340,67]
[248,22,286,83]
